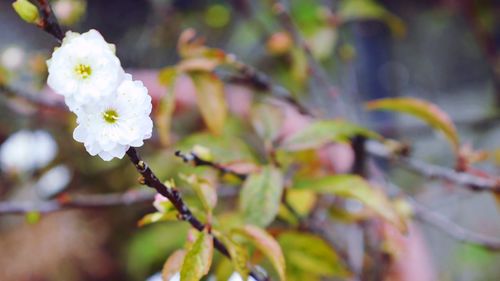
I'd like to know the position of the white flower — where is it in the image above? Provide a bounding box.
[73,78,153,161]
[228,272,257,281]
[46,29,124,111]
[146,272,180,281]
[1,46,25,70]
[35,165,72,198]
[0,130,57,173]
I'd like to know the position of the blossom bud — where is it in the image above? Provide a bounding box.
[12,0,40,24]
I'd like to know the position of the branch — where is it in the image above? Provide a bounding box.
[220,59,315,116]
[126,148,267,281]
[0,189,154,215]
[28,1,267,277]
[174,150,247,180]
[369,169,500,252]
[0,84,67,112]
[366,140,500,192]
[412,200,500,251]
[35,0,64,42]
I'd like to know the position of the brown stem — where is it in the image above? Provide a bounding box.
[175,150,247,180]
[36,0,64,42]
[126,148,266,281]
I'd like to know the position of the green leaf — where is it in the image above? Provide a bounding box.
[251,103,284,144]
[214,231,250,280]
[294,175,407,232]
[240,165,284,227]
[180,174,217,213]
[280,120,381,151]
[278,231,350,278]
[137,211,178,227]
[180,230,214,281]
[232,225,286,281]
[162,250,186,281]
[365,97,459,152]
[189,73,228,135]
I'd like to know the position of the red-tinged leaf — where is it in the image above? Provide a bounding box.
[177,28,227,62]
[240,165,284,227]
[137,211,177,227]
[280,119,381,151]
[366,97,459,152]
[162,250,186,281]
[294,175,407,232]
[232,225,286,281]
[189,73,228,135]
[180,230,214,281]
[219,161,260,176]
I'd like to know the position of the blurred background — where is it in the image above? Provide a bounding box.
[0,0,499,280]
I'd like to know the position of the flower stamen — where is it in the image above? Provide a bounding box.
[74,63,92,79]
[103,109,119,124]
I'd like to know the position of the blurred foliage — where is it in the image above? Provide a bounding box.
[1,0,500,280]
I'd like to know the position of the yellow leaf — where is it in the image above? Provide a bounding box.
[232,225,286,281]
[366,97,459,153]
[180,230,214,281]
[189,73,227,135]
[137,211,178,227]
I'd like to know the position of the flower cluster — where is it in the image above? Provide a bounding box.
[46,29,153,161]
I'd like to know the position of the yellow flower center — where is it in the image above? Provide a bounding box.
[103,109,119,124]
[74,63,92,79]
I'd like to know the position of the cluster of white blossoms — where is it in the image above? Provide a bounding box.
[46,29,153,161]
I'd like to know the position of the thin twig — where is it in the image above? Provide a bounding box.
[412,199,500,251]
[220,59,315,116]
[365,140,500,192]
[0,189,155,215]
[271,0,345,116]
[174,150,247,180]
